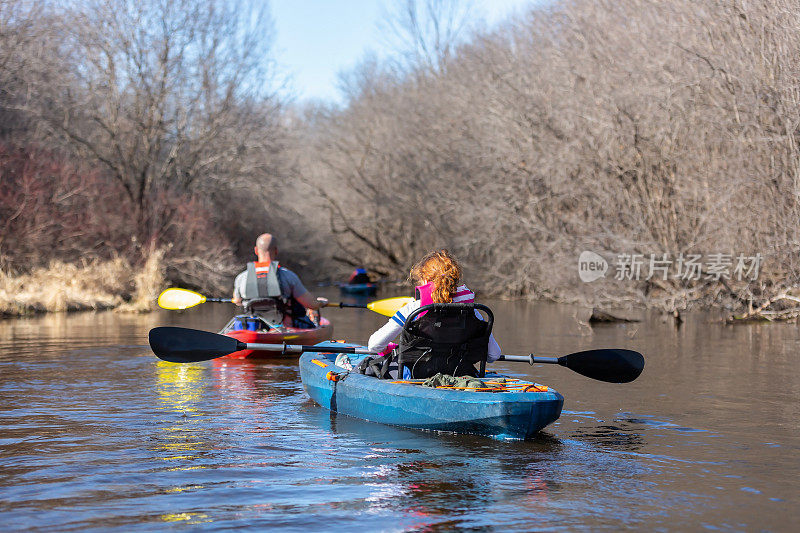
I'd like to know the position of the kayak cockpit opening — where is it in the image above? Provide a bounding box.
[220,314,279,333]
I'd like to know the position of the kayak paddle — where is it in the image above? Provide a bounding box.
[149,327,644,383]
[157,288,412,317]
[498,349,644,383]
[149,326,376,363]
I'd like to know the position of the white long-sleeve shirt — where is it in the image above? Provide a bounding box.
[367,292,502,362]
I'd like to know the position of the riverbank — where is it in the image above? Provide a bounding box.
[3,250,798,324]
[0,252,164,318]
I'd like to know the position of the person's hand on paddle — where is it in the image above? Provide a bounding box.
[306,308,320,326]
[306,297,328,326]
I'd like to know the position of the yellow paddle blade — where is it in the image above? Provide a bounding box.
[367,296,414,317]
[157,288,207,310]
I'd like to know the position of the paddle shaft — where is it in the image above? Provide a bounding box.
[239,341,376,355]
[498,354,561,365]
[235,348,581,364]
[206,299,370,308]
[331,302,370,309]
[238,345,561,362]
[186,297,379,309]
[207,300,364,307]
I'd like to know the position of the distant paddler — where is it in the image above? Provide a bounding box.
[347,268,371,284]
[232,233,328,328]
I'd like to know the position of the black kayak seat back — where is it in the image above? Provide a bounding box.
[396,302,494,379]
[243,297,276,312]
[242,297,285,323]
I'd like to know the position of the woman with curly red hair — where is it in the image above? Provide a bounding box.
[367,249,501,366]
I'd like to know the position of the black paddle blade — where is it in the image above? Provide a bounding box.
[559,349,645,383]
[149,326,241,363]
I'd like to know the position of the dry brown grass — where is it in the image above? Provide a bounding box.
[115,248,166,314]
[0,258,127,316]
[0,249,166,317]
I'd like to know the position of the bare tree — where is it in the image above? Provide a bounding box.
[17,0,283,243]
[379,0,476,73]
[0,0,42,136]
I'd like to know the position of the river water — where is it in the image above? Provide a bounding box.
[1,291,798,531]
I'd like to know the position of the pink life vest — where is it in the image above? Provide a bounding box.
[415,282,475,307]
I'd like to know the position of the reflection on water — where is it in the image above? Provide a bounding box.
[154,361,208,468]
[0,294,798,530]
[157,361,206,412]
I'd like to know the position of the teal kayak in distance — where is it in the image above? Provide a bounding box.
[299,343,564,440]
[338,282,377,296]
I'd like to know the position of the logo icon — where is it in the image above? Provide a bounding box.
[578,251,608,282]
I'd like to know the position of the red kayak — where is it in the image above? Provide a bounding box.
[220,316,333,359]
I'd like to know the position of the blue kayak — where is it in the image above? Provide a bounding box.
[338,282,377,296]
[299,343,564,440]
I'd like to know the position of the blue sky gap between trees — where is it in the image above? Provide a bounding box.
[271,0,538,104]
